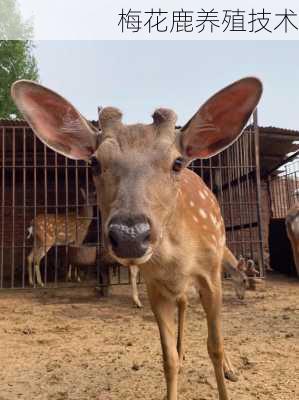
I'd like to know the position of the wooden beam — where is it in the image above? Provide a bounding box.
[260,132,299,141]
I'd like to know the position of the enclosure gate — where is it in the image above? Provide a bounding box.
[0,113,264,290]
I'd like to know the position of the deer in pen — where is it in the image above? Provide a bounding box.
[26,188,95,287]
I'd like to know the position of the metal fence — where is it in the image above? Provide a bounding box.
[0,113,264,290]
[269,159,299,219]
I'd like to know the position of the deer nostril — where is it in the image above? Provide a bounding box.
[142,230,151,244]
[108,229,119,249]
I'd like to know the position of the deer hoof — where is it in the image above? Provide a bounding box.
[178,359,184,374]
[224,369,238,382]
[133,299,143,308]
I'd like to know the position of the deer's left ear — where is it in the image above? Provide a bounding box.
[178,77,263,159]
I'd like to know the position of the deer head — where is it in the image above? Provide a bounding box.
[12,78,262,267]
[246,259,260,277]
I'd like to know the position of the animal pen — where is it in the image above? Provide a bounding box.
[0,113,265,291]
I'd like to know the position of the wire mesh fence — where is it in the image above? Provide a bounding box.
[0,114,264,290]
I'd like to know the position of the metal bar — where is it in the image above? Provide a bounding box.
[1,127,5,288]
[227,145,236,253]
[253,110,265,276]
[11,128,16,288]
[75,160,79,246]
[226,222,258,231]
[246,128,255,258]
[22,128,27,288]
[33,133,37,286]
[54,152,58,284]
[64,156,69,287]
[44,144,48,286]
[236,136,245,256]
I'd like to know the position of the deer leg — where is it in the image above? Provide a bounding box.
[27,251,34,286]
[177,294,187,372]
[67,264,72,281]
[34,262,44,288]
[75,266,81,282]
[33,245,51,288]
[289,235,299,276]
[199,273,229,400]
[147,283,179,400]
[130,265,142,308]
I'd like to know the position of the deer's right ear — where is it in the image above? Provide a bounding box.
[11,80,100,160]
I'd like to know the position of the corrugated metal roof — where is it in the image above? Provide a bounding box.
[0,118,28,126]
[258,126,299,175]
[0,119,99,127]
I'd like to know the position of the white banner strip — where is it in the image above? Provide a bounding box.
[1,0,299,40]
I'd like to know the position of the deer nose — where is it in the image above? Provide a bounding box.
[108,215,151,259]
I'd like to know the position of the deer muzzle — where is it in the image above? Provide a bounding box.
[107,214,151,260]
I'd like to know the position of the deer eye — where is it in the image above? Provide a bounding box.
[172,157,185,173]
[90,157,101,176]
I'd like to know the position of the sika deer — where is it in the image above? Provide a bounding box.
[286,203,299,276]
[27,188,95,287]
[12,77,262,400]
[222,248,249,300]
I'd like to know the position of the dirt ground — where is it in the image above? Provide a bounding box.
[0,274,298,400]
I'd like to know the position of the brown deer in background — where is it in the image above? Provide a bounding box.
[285,203,299,276]
[27,188,95,287]
[12,77,262,400]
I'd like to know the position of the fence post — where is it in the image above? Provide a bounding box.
[253,109,265,277]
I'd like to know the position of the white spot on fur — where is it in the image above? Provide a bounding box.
[209,243,217,253]
[198,209,207,219]
[193,216,199,223]
[190,201,195,207]
[199,191,206,199]
[202,224,208,230]
[210,214,217,225]
[216,221,221,230]
[211,234,217,243]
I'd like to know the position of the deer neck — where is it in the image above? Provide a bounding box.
[159,168,225,259]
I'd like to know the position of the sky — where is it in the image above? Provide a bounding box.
[33,40,299,130]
